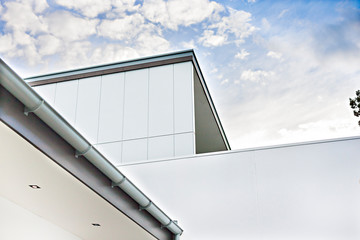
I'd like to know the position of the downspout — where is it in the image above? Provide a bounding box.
[0,59,183,239]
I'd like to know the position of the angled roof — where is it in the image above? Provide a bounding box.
[0,58,182,240]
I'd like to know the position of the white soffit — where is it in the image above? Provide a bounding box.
[0,121,156,240]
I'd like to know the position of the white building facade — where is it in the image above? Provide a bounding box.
[13,50,360,240]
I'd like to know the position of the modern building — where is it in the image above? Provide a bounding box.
[1,50,359,240]
[25,50,230,166]
[0,56,184,240]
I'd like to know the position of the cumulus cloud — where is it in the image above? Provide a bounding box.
[136,32,170,54]
[199,7,257,47]
[97,13,153,41]
[198,30,227,47]
[0,34,15,53]
[235,49,250,59]
[36,35,62,56]
[141,0,223,30]
[46,11,98,42]
[55,0,112,18]
[2,0,47,35]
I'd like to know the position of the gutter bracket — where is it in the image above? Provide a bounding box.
[111,177,126,188]
[139,201,152,211]
[75,145,92,158]
[24,100,44,116]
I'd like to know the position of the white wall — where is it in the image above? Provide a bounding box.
[0,196,81,240]
[33,62,195,165]
[119,137,360,240]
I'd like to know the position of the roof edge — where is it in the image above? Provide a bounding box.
[0,57,183,237]
[25,50,195,85]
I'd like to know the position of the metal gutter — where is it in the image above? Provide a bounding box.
[0,58,183,239]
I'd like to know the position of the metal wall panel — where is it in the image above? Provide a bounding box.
[33,84,56,105]
[148,65,174,137]
[75,76,101,143]
[174,133,195,157]
[54,80,78,125]
[174,62,194,134]
[148,135,174,160]
[98,73,125,143]
[123,69,149,140]
[122,138,148,164]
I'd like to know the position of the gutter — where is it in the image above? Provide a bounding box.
[0,58,183,239]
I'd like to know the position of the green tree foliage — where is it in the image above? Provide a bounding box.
[349,90,360,126]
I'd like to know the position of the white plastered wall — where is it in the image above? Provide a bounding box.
[0,196,81,240]
[119,137,360,240]
[33,62,195,165]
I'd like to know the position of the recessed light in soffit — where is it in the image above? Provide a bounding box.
[29,184,41,189]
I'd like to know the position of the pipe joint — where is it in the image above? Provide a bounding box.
[111,176,127,188]
[161,220,173,229]
[24,100,44,116]
[75,145,92,158]
[139,201,152,211]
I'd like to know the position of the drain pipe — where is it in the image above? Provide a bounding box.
[0,59,183,239]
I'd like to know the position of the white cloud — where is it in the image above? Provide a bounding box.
[235,49,250,59]
[55,0,112,18]
[46,11,98,42]
[2,1,47,35]
[248,0,256,3]
[29,0,49,13]
[97,14,150,41]
[199,7,257,47]
[141,0,223,30]
[181,40,196,49]
[136,32,171,54]
[267,51,282,59]
[37,35,62,56]
[198,30,227,47]
[90,44,139,64]
[0,34,15,53]
[241,69,274,83]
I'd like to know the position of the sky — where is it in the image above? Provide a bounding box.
[0,0,359,149]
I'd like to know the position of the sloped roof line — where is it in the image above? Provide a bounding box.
[0,58,183,238]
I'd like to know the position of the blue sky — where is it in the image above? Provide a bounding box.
[0,0,359,149]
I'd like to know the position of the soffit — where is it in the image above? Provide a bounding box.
[0,121,156,240]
